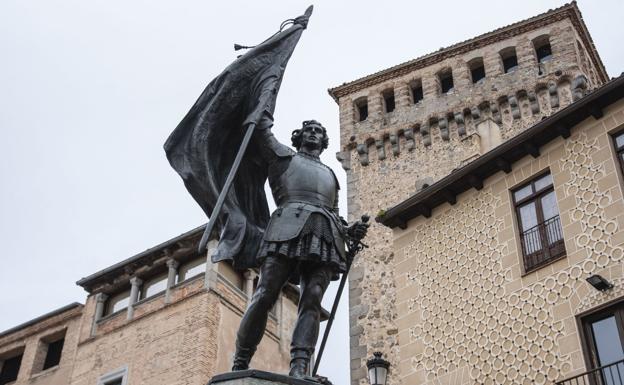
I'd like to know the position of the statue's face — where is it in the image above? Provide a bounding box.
[301,123,324,150]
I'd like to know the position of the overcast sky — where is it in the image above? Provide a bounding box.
[1,0,623,382]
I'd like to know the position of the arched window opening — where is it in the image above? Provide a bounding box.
[533,36,553,63]
[438,69,454,94]
[469,57,486,83]
[354,97,368,122]
[500,47,518,73]
[410,79,423,104]
[382,89,395,113]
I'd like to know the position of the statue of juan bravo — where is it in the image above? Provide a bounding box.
[164,6,368,379]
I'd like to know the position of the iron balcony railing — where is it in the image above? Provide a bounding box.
[556,359,624,385]
[520,215,565,271]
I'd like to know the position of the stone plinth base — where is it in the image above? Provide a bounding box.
[209,370,322,385]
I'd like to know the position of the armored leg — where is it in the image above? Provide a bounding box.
[232,256,294,371]
[289,264,333,378]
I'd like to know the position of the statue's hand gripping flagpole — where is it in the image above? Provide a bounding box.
[313,215,370,377]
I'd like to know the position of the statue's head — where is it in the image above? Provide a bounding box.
[291,120,329,153]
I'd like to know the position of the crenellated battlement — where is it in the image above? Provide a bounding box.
[331,2,606,179]
[338,72,590,168]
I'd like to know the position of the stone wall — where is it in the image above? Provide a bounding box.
[0,305,83,385]
[0,259,297,385]
[337,18,598,172]
[336,10,608,385]
[70,265,295,385]
[389,99,624,384]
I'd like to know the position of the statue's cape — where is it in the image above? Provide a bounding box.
[164,10,309,269]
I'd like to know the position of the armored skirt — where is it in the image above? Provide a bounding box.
[257,213,346,283]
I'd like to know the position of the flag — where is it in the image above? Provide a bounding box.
[164,7,311,269]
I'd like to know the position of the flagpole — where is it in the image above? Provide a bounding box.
[313,215,369,376]
[198,122,256,253]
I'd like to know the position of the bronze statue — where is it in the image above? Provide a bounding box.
[164,6,368,379]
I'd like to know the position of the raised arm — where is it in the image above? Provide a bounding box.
[253,111,295,163]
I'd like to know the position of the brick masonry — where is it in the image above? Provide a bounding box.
[0,262,298,385]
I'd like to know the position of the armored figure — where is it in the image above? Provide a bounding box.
[232,117,368,377]
[163,7,367,379]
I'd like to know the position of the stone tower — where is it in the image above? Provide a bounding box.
[328,3,608,385]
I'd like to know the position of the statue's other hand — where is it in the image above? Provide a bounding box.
[347,220,369,241]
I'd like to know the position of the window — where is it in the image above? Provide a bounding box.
[178,256,207,283]
[382,89,395,113]
[354,98,368,122]
[533,36,553,63]
[500,47,518,73]
[140,273,167,300]
[438,69,454,94]
[97,366,128,385]
[469,57,486,83]
[581,301,624,383]
[105,290,130,316]
[410,80,423,104]
[614,131,624,175]
[0,351,23,385]
[32,332,66,372]
[513,172,565,272]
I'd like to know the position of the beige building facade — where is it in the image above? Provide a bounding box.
[379,86,624,384]
[0,227,299,385]
[330,3,624,385]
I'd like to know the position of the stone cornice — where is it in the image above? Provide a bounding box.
[0,303,83,341]
[76,225,205,293]
[328,2,608,102]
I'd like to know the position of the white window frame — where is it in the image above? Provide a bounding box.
[97,366,128,385]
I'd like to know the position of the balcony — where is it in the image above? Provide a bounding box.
[520,215,565,272]
[557,359,624,385]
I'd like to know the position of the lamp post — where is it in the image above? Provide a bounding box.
[367,352,390,385]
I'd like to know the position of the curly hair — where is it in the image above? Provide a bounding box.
[291,120,329,151]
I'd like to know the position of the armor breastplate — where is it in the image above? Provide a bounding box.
[272,153,337,208]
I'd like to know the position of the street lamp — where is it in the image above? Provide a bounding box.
[366,352,390,385]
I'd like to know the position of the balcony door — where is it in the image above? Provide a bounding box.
[582,301,624,385]
[512,172,565,272]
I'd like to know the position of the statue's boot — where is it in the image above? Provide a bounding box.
[232,345,256,371]
[289,349,311,378]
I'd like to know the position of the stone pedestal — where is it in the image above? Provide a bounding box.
[209,370,323,385]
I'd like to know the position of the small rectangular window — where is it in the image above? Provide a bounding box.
[614,131,624,176]
[105,290,130,316]
[140,273,167,300]
[469,58,486,83]
[383,90,395,113]
[438,70,454,94]
[42,337,65,370]
[513,172,565,272]
[354,98,368,122]
[501,47,518,73]
[0,352,23,385]
[411,83,423,104]
[178,256,207,283]
[534,36,553,63]
[97,366,128,385]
